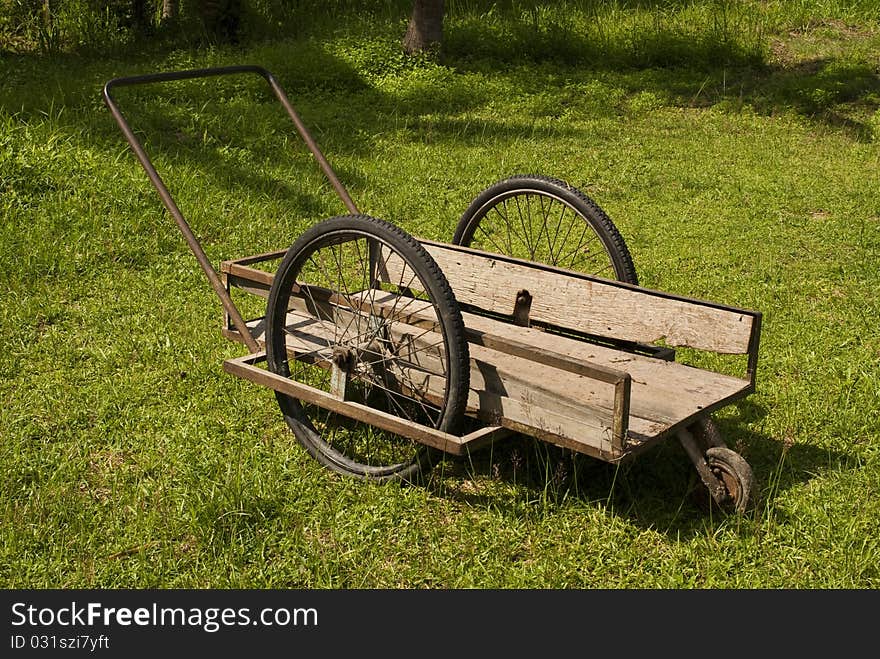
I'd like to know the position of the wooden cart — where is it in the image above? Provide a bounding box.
[104,65,762,514]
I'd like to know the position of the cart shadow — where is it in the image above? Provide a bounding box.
[427,400,852,539]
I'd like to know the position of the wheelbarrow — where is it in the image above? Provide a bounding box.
[103,65,762,513]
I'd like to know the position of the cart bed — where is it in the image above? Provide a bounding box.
[220,241,760,462]
[102,64,762,506]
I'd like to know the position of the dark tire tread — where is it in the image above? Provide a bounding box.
[705,446,757,514]
[265,214,470,482]
[453,174,639,285]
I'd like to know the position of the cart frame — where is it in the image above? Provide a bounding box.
[104,65,763,512]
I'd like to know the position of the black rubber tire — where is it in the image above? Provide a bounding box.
[705,447,757,514]
[453,174,639,284]
[265,215,470,482]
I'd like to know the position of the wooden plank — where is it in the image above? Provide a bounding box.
[344,290,749,433]
[221,245,760,356]
[414,242,758,355]
[226,272,271,299]
[221,250,287,268]
[471,388,618,459]
[223,352,469,455]
[459,309,752,429]
[223,262,275,289]
[457,425,514,452]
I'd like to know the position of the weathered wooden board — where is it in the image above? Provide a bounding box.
[221,247,757,459]
[230,305,624,458]
[223,247,759,356]
[406,242,758,355]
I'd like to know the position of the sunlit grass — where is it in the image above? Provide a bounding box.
[1,2,878,588]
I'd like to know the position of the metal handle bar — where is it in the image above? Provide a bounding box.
[102,64,360,353]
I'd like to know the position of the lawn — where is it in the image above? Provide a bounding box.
[1,1,878,588]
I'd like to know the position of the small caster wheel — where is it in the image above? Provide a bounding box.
[705,447,757,514]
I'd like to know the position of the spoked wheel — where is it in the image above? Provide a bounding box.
[265,215,470,482]
[705,447,757,515]
[453,174,639,285]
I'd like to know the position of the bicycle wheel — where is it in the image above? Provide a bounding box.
[265,215,470,482]
[453,174,639,284]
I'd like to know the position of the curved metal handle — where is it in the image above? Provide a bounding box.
[103,65,358,215]
[102,65,360,353]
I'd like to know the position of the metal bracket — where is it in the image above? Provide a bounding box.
[678,427,728,504]
[512,289,532,327]
[330,347,353,400]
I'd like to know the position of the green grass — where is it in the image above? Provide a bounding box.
[1,2,879,588]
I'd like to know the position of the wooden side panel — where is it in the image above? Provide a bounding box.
[416,243,757,355]
[239,307,623,458]
[223,246,760,355]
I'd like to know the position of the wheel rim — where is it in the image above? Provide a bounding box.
[462,190,623,279]
[269,227,456,476]
[713,465,742,507]
[705,448,754,514]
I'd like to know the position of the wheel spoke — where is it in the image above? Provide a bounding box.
[489,203,518,256]
[266,216,467,479]
[547,201,570,265]
[556,230,602,267]
[535,195,555,262]
[455,178,638,295]
[513,195,535,259]
[475,223,509,255]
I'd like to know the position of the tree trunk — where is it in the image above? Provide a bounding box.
[403,0,444,55]
[131,0,149,33]
[41,0,51,29]
[199,0,241,43]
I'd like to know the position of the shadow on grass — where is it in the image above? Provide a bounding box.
[446,54,880,144]
[0,20,872,541]
[0,20,877,280]
[2,13,878,202]
[428,400,853,539]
